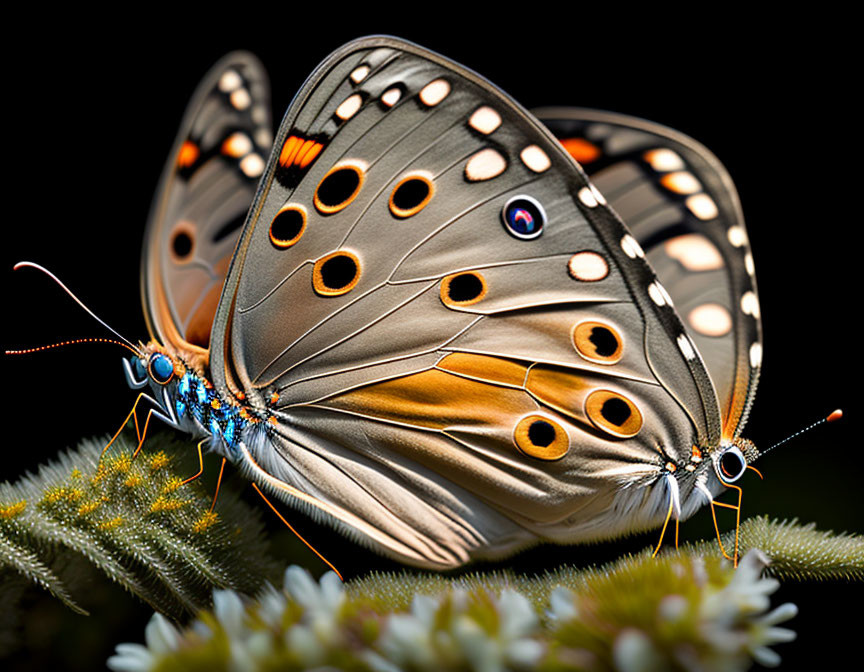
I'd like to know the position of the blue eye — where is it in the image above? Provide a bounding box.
[502,195,545,240]
[149,354,175,384]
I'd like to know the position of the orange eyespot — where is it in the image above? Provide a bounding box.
[440,271,487,307]
[270,205,307,248]
[584,389,642,438]
[314,163,364,214]
[513,415,569,460]
[572,321,623,364]
[389,173,435,218]
[312,251,362,296]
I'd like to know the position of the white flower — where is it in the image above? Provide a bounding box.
[283,566,345,618]
[749,602,798,667]
[107,613,180,672]
[547,585,578,622]
[613,628,663,672]
[700,549,797,666]
[378,587,543,672]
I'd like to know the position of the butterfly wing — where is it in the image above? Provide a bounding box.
[535,108,762,438]
[141,52,271,360]
[210,37,725,568]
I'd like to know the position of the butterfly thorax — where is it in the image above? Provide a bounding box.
[124,342,274,459]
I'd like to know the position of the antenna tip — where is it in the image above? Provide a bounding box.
[13,261,30,271]
[827,409,843,423]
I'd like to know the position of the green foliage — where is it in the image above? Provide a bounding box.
[724,516,864,581]
[0,434,279,619]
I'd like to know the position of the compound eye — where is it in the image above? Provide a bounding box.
[149,354,175,385]
[715,446,747,483]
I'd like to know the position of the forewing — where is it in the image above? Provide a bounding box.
[211,38,723,567]
[536,108,762,437]
[141,52,271,358]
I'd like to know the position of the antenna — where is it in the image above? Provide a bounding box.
[759,409,843,459]
[10,262,142,356]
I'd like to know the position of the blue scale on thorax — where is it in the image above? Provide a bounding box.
[174,371,244,451]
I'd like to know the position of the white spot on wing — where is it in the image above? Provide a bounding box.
[469,106,501,134]
[578,186,598,208]
[520,145,551,172]
[662,171,702,194]
[240,153,264,178]
[644,148,685,171]
[465,148,506,181]
[419,79,450,106]
[648,282,673,307]
[219,70,242,92]
[677,334,697,360]
[223,132,252,158]
[686,193,719,220]
[336,94,363,120]
[568,252,609,281]
[664,234,723,271]
[230,88,251,110]
[741,291,761,318]
[727,225,748,247]
[621,234,645,259]
[381,87,402,107]
[688,303,732,336]
[745,253,755,276]
[350,65,370,84]
[749,342,763,368]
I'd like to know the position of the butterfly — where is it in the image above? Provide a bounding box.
[23,38,765,570]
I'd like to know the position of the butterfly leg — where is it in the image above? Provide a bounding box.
[101,392,164,458]
[710,484,744,567]
[208,458,228,513]
[251,482,343,581]
[652,494,676,557]
[181,440,208,485]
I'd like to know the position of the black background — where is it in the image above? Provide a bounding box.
[2,11,860,670]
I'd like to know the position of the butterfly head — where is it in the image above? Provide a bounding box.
[124,343,187,392]
[712,437,757,486]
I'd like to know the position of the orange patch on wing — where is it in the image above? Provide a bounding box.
[319,368,535,431]
[279,135,324,170]
[525,365,593,423]
[560,137,601,164]
[437,353,527,388]
[177,141,199,168]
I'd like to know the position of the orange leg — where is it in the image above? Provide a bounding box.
[710,485,743,567]
[181,440,207,485]
[209,458,227,513]
[653,494,675,557]
[102,392,153,458]
[131,408,158,460]
[251,482,343,581]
